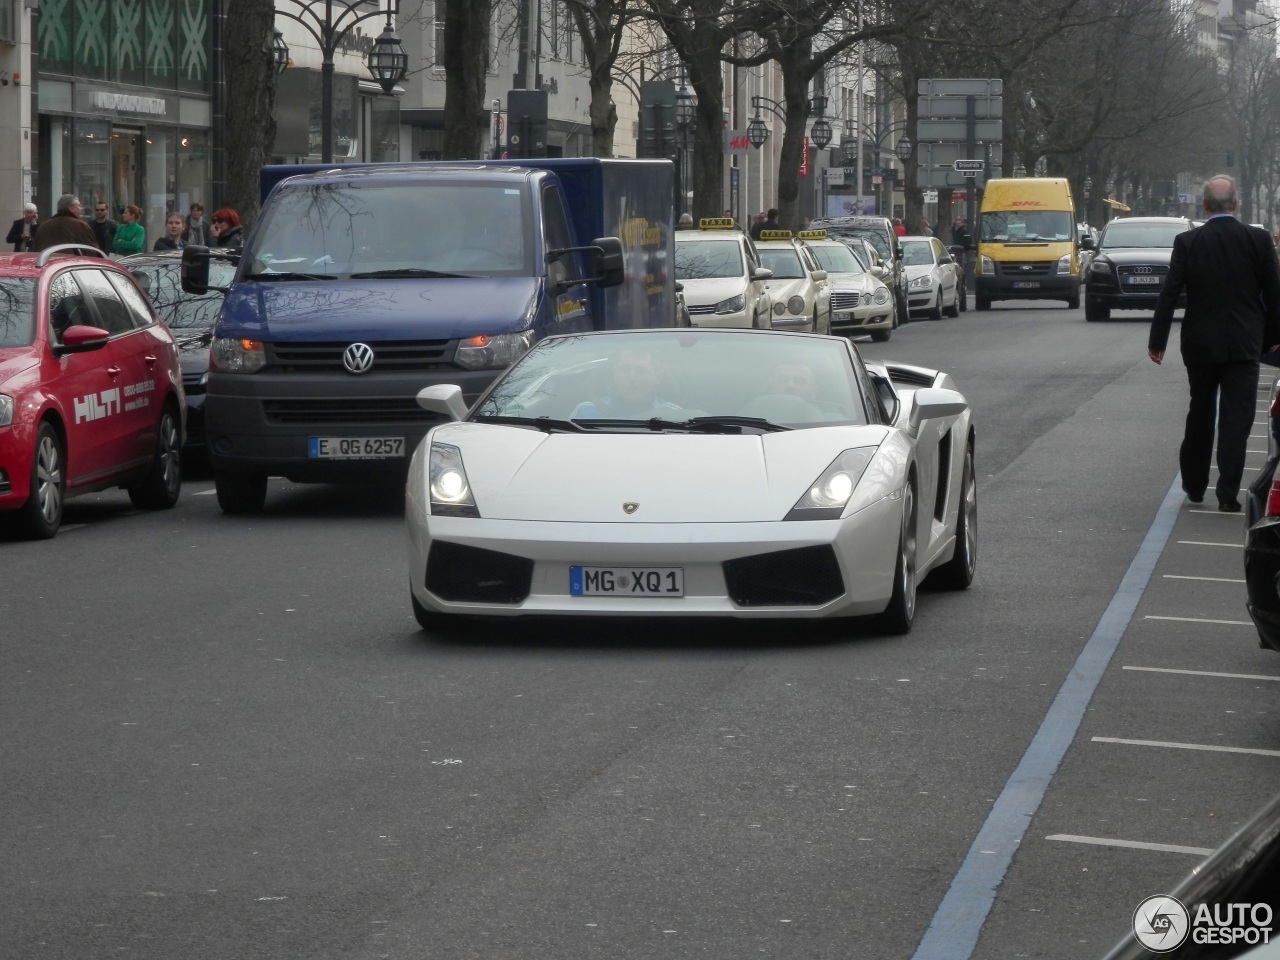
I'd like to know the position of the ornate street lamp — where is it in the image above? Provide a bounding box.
[274,1,407,163]
[674,81,696,219]
[747,114,769,149]
[809,95,832,150]
[272,30,291,76]
[894,133,912,163]
[1083,176,1092,202]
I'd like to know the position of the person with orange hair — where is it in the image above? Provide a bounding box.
[210,208,243,248]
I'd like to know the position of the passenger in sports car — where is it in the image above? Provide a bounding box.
[570,347,683,419]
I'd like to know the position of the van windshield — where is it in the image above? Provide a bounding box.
[243,181,533,278]
[980,211,1073,242]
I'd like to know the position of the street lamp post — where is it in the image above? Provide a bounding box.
[839,120,910,216]
[675,77,696,219]
[272,1,409,163]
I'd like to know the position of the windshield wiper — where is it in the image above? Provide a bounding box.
[242,271,334,281]
[577,416,791,433]
[471,414,590,433]
[349,268,474,279]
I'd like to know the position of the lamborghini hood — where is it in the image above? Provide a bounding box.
[430,423,891,523]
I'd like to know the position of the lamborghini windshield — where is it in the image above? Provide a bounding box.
[472,330,869,429]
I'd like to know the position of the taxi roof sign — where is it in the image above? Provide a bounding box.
[699,217,737,230]
[797,229,827,240]
[757,229,793,240]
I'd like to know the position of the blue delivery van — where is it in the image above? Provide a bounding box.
[181,158,678,513]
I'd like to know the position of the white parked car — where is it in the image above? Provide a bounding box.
[753,230,832,333]
[901,236,963,320]
[673,219,773,328]
[406,328,977,635]
[804,236,896,342]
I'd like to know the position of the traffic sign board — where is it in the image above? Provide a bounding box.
[953,159,985,171]
[962,171,978,178]
[918,142,1003,168]
[918,95,1003,119]
[917,78,1003,97]
[917,119,1003,142]
[918,167,988,188]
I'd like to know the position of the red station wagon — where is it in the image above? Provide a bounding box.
[0,244,184,539]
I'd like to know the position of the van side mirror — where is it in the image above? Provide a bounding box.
[181,245,211,295]
[591,237,625,288]
[1081,236,1096,250]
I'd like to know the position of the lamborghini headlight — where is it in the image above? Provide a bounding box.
[429,442,480,517]
[785,447,878,521]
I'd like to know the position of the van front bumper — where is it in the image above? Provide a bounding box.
[976,274,1077,302]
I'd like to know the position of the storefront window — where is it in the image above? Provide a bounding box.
[368,96,399,163]
[144,128,174,244]
[145,0,176,87]
[178,0,210,93]
[74,119,111,210]
[114,0,147,86]
[176,131,209,220]
[37,116,74,208]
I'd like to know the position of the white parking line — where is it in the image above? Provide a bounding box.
[1174,541,1243,547]
[1187,510,1245,516]
[1162,574,1246,583]
[1092,737,1280,757]
[1123,665,1280,682]
[1143,615,1252,625]
[1045,834,1212,856]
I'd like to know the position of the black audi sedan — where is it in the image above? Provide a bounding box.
[1083,215,1193,322]
[1244,375,1280,653]
[123,251,236,451]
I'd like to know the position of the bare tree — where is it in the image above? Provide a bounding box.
[223,0,279,225]
[1224,26,1280,221]
[565,0,638,158]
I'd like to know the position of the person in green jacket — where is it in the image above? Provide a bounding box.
[111,204,145,256]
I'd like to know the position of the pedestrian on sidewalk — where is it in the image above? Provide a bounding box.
[1148,174,1280,512]
[31,195,97,252]
[111,205,145,256]
[7,203,38,251]
[153,213,187,251]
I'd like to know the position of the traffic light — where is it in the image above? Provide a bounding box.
[506,90,548,159]
[639,80,677,160]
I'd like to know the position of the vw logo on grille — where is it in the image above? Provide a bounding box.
[343,342,375,374]
[1133,266,1153,274]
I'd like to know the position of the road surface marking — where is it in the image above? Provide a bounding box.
[909,476,1182,960]
[1093,737,1280,757]
[1123,665,1280,682]
[1045,834,1211,856]
[1162,574,1245,582]
[1175,541,1243,547]
[1186,510,1246,517]
[1143,615,1252,625]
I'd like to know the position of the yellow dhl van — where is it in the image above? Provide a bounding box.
[975,177,1079,310]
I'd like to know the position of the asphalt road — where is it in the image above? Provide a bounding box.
[3,298,1278,960]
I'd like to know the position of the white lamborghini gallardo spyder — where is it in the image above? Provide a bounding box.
[406,328,976,634]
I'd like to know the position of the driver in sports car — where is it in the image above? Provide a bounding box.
[571,347,683,419]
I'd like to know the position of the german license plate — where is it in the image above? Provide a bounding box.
[1126,275,1161,284]
[1011,281,1040,289]
[569,566,684,597]
[308,436,405,459]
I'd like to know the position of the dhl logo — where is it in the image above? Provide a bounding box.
[1007,200,1047,207]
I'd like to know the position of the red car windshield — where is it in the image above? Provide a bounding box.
[0,277,37,348]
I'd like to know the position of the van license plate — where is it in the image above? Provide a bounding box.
[569,566,684,597]
[308,436,405,459]
[1011,281,1040,289]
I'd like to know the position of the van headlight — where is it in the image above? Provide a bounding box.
[455,331,533,371]
[210,337,266,373]
[429,442,480,517]
[980,256,994,275]
[1057,253,1073,274]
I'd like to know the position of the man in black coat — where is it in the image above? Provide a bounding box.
[7,203,38,251]
[1149,174,1280,512]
